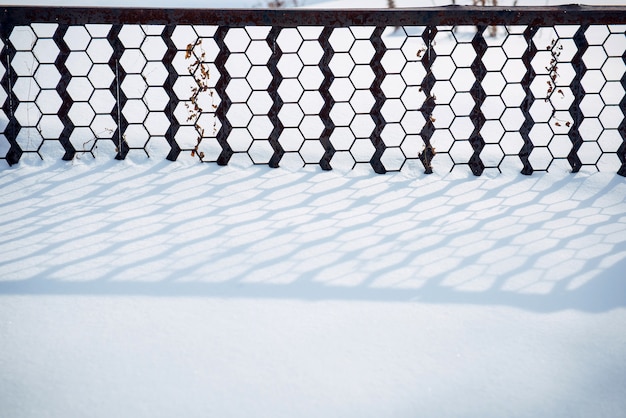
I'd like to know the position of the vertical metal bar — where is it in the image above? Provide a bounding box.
[418,26,437,174]
[161,24,181,161]
[519,25,538,175]
[53,24,77,161]
[318,26,335,170]
[266,26,285,168]
[214,25,233,165]
[369,26,386,174]
[567,24,588,173]
[0,23,22,165]
[618,35,626,177]
[107,24,128,159]
[469,26,487,176]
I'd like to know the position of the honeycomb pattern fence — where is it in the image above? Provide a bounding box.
[1,6,625,175]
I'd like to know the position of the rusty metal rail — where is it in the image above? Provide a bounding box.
[1,5,625,175]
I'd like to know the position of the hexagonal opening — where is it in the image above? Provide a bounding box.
[227,103,253,128]
[12,51,38,76]
[121,99,148,124]
[449,140,474,163]
[37,114,64,139]
[502,59,525,82]
[298,66,324,91]
[119,25,145,49]
[450,67,474,92]
[349,65,375,90]
[501,108,525,131]
[381,74,406,99]
[500,131,525,155]
[431,105,455,129]
[36,90,63,114]
[300,91,324,115]
[350,138,375,162]
[330,126,355,151]
[225,53,251,78]
[277,78,304,103]
[482,143,504,167]
[69,127,97,152]
[91,114,116,137]
[581,70,606,94]
[579,118,603,142]
[381,147,405,171]
[32,38,59,64]
[482,47,507,72]
[548,134,572,159]
[271,100,300,126]
[279,128,305,152]
[299,140,325,164]
[9,26,37,51]
[67,77,94,102]
[481,96,505,120]
[381,49,405,74]
[330,102,355,127]
[247,115,273,139]
[350,114,375,138]
[329,28,354,53]
[124,124,150,148]
[300,116,324,139]
[277,28,303,54]
[298,40,324,66]
[450,92,474,117]
[68,102,96,126]
[144,87,170,112]
[121,73,148,99]
[229,128,254,152]
[451,43,475,68]
[482,120,505,144]
[119,49,147,73]
[350,39,375,65]
[329,53,355,77]
[329,78,354,102]
[502,34,526,59]
[144,112,170,136]
[400,61,426,86]
[85,38,113,64]
[580,93,604,118]
[13,77,40,102]
[482,72,506,96]
[449,117,474,140]
[142,62,169,87]
[34,64,61,89]
[248,91,273,115]
[247,40,272,65]
[225,78,252,103]
[350,90,375,114]
[529,123,553,147]
[381,99,406,123]
[381,123,405,147]
[401,110,426,135]
[431,56,455,80]
[247,66,273,91]
[88,64,115,89]
[501,84,524,107]
[277,54,303,78]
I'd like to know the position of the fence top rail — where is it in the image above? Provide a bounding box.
[2,5,626,27]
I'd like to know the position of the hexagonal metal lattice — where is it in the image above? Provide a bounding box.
[1,6,625,176]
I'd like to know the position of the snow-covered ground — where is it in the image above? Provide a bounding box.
[1,0,626,417]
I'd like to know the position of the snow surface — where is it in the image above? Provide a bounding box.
[2,156,626,418]
[1,0,626,417]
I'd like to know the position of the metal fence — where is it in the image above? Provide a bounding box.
[1,5,625,175]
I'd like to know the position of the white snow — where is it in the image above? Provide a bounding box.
[1,0,626,417]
